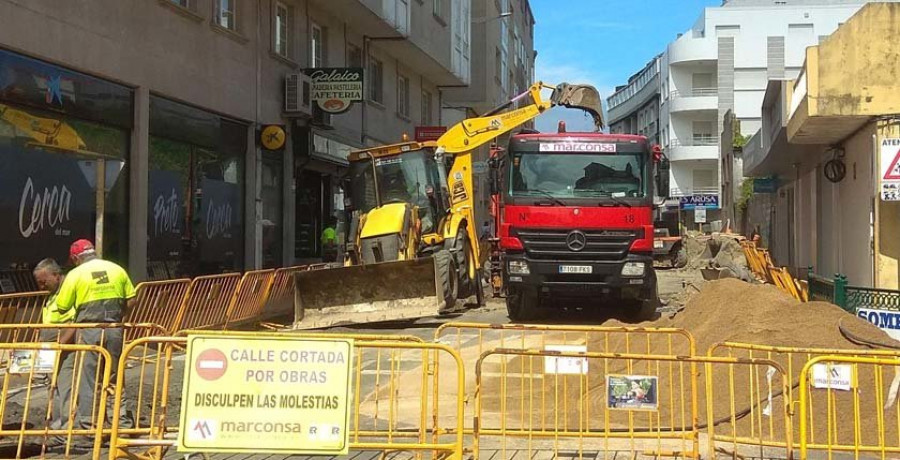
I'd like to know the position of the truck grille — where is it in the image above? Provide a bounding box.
[516,229,639,261]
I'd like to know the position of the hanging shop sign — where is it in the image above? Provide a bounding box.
[679,195,718,210]
[414,126,447,142]
[303,68,364,115]
[260,124,287,151]
[880,138,900,201]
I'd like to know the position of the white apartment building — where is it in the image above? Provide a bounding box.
[608,0,875,224]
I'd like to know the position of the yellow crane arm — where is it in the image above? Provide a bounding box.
[435,81,603,155]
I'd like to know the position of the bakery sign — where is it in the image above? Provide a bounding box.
[303,68,363,114]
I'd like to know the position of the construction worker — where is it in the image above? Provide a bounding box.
[51,239,135,450]
[321,219,338,262]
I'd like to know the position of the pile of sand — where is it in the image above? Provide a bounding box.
[480,279,900,448]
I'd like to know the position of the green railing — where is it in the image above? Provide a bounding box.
[807,270,899,313]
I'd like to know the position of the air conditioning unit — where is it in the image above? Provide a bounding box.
[284,73,312,116]
[311,105,333,130]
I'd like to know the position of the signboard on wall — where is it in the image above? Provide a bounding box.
[148,170,184,260]
[303,68,364,114]
[679,195,718,210]
[198,178,240,263]
[880,138,900,201]
[857,308,900,341]
[0,145,94,265]
[414,126,447,142]
[694,206,707,223]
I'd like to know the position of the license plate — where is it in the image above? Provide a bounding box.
[559,265,592,274]
[654,240,664,249]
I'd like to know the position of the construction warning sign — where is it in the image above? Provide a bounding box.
[177,335,354,455]
[880,138,900,201]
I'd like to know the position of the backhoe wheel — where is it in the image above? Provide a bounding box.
[506,288,541,322]
[435,250,458,314]
[454,230,477,300]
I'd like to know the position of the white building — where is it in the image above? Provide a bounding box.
[608,0,876,225]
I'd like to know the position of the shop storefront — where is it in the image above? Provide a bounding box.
[292,127,354,263]
[0,48,132,291]
[146,96,246,279]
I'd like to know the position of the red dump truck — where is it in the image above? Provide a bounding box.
[489,125,670,321]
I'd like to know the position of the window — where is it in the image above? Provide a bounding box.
[214,0,236,30]
[692,169,716,191]
[494,48,502,84]
[715,25,740,37]
[368,57,384,103]
[171,0,189,8]
[311,22,325,67]
[274,2,290,58]
[347,44,363,67]
[433,0,443,19]
[421,90,433,125]
[397,74,410,118]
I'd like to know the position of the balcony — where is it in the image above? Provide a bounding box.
[667,136,718,161]
[668,35,717,65]
[670,186,719,198]
[668,88,717,114]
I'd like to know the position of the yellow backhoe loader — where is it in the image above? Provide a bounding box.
[292,82,603,329]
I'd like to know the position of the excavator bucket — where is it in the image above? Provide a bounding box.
[292,257,444,329]
[550,83,605,129]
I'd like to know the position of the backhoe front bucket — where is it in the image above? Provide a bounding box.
[551,83,604,128]
[292,257,443,329]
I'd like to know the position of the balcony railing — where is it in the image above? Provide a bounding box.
[669,88,717,99]
[669,135,718,147]
[670,187,719,197]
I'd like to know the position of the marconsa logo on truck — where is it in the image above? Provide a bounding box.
[539,142,617,153]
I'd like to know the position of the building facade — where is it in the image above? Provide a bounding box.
[0,0,471,286]
[607,55,662,147]
[742,2,900,289]
[609,0,875,226]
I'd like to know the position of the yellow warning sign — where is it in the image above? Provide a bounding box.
[177,335,354,455]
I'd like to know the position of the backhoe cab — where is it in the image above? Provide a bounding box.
[291,82,604,329]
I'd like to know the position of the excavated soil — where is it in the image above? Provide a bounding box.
[479,279,900,448]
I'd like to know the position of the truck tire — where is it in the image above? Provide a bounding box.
[435,250,458,314]
[506,288,541,322]
[626,274,659,322]
[672,246,688,268]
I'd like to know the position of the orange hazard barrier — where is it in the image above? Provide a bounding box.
[799,355,900,459]
[0,341,113,460]
[710,342,900,456]
[223,269,275,328]
[0,291,48,342]
[108,332,463,460]
[171,273,241,331]
[124,279,191,335]
[472,348,791,460]
[263,265,306,318]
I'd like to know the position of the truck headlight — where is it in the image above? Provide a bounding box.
[509,260,530,275]
[621,262,645,277]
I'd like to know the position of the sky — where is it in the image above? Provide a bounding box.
[532,0,721,132]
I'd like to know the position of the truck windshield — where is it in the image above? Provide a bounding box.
[509,152,646,198]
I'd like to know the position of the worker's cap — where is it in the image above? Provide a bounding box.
[69,239,96,260]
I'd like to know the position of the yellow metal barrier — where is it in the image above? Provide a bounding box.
[171,273,241,331]
[473,348,791,460]
[800,355,900,459]
[0,342,113,460]
[0,323,169,346]
[223,269,276,328]
[713,343,900,456]
[125,279,191,335]
[263,265,307,318]
[108,332,463,460]
[0,291,48,333]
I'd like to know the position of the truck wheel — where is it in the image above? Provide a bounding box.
[435,250,458,314]
[672,246,688,268]
[627,275,659,322]
[506,288,541,322]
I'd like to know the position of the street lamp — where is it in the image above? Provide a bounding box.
[473,12,512,24]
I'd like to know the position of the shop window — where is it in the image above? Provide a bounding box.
[148,96,245,278]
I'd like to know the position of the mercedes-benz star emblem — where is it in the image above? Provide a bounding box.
[566,230,587,252]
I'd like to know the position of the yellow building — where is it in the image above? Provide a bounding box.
[742,2,900,289]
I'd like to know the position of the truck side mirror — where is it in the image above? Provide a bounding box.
[657,158,671,199]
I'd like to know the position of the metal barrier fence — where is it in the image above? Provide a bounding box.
[223,269,276,328]
[108,332,464,460]
[0,269,39,293]
[800,355,900,458]
[124,279,191,336]
[709,342,900,455]
[0,342,113,460]
[473,348,791,460]
[0,292,47,342]
[808,272,838,305]
[171,273,242,331]
[263,265,307,319]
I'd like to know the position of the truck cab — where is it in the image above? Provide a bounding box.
[492,131,669,321]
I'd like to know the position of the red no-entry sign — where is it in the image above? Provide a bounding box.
[196,348,228,381]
